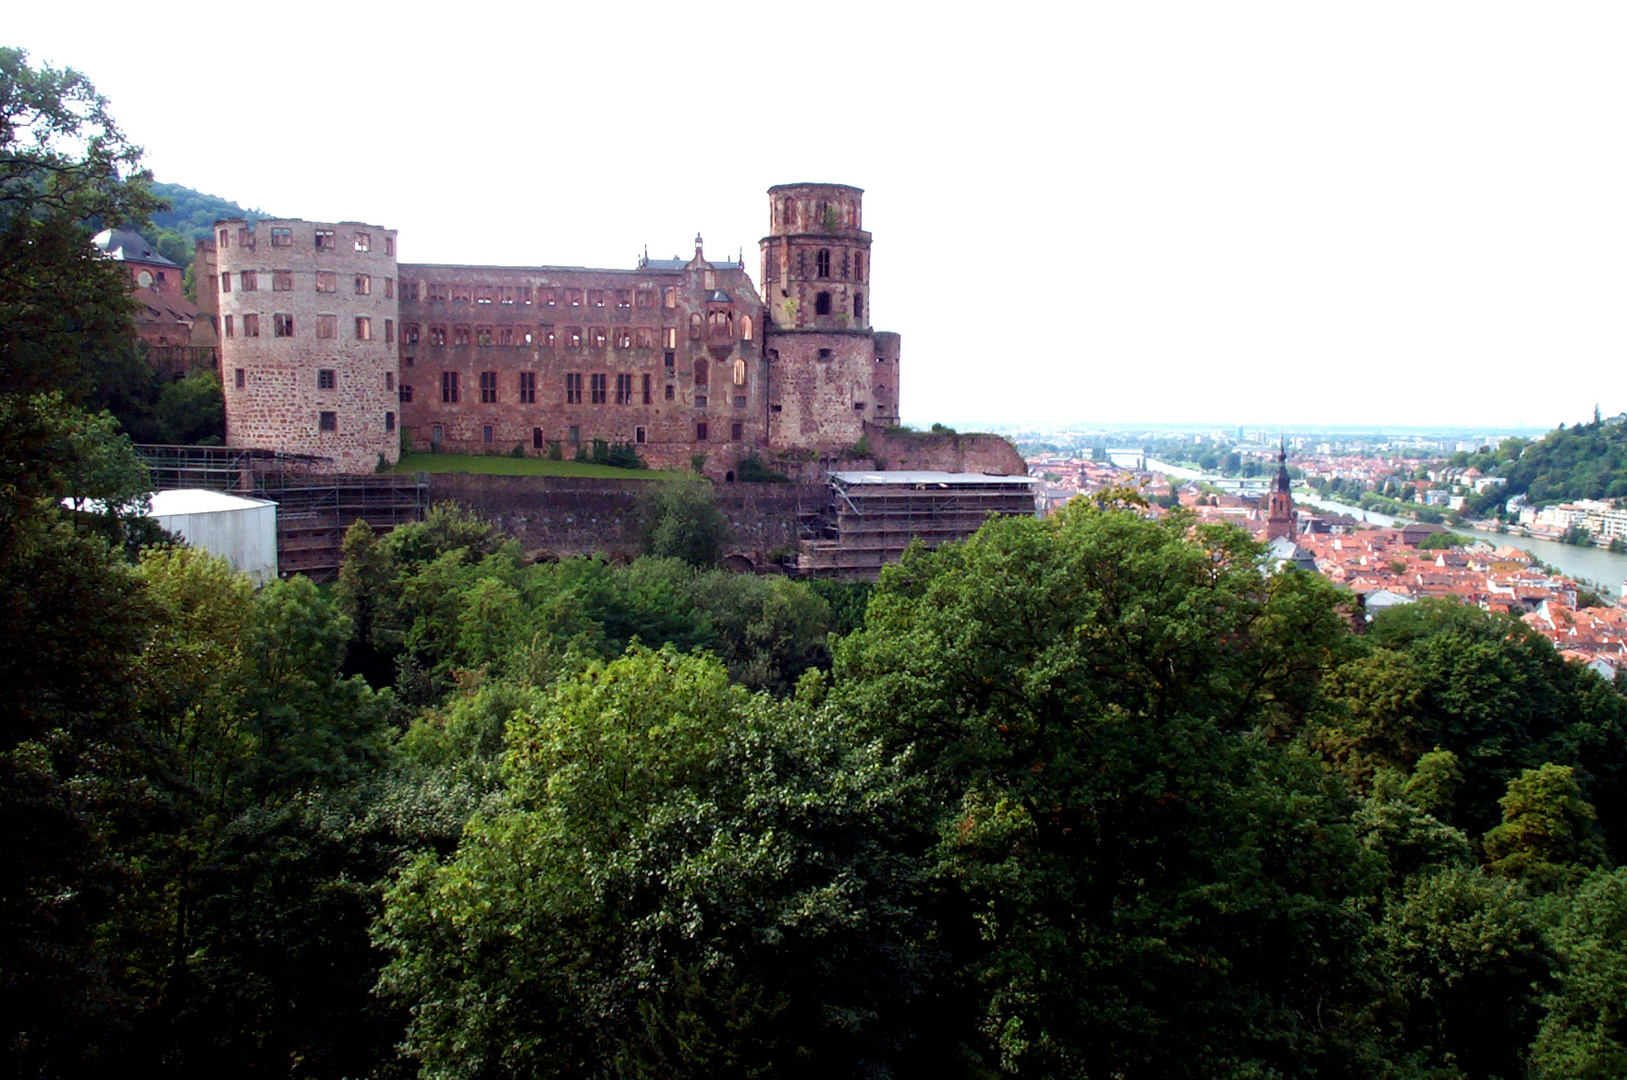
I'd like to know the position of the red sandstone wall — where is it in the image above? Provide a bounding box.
[863,423,1027,475]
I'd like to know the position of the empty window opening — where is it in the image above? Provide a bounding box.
[665,384,675,400]
[218,228,229,247]
[696,422,708,441]
[815,292,831,315]
[642,373,652,404]
[566,372,583,404]
[615,373,633,405]
[454,325,471,346]
[854,293,864,318]
[429,325,447,346]
[234,367,245,388]
[242,313,259,337]
[431,424,443,445]
[740,314,753,341]
[854,252,864,281]
[615,289,632,308]
[223,315,234,338]
[442,371,460,403]
[315,229,335,250]
[479,371,498,403]
[483,425,494,444]
[519,371,536,403]
[318,369,336,390]
[635,426,646,444]
[386,411,395,431]
[568,424,580,445]
[406,323,420,344]
[353,231,370,252]
[400,384,413,403]
[664,327,678,349]
[272,270,293,291]
[319,411,337,432]
[316,314,337,339]
[841,250,850,280]
[731,422,743,441]
[816,249,831,278]
[817,348,832,361]
[355,274,371,295]
[220,271,231,293]
[694,358,709,387]
[316,271,336,293]
[386,318,395,344]
[386,372,395,390]
[591,373,608,404]
[240,270,257,292]
[533,427,544,449]
[689,313,702,339]
[385,236,395,255]
[273,313,294,337]
[355,316,372,341]
[663,286,677,308]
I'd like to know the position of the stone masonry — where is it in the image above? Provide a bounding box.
[216,219,402,473]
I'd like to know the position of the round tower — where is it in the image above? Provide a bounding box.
[760,184,894,453]
[217,217,401,472]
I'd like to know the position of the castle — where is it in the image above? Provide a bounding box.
[202,183,921,478]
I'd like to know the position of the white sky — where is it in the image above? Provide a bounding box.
[13,2,1627,430]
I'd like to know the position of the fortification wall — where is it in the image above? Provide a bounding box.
[422,474,824,566]
[863,423,1027,475]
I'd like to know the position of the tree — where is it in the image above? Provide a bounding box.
[1530,867,1627,1077]
[1483,764,1608,894]
[640,481,732,566]
[830,503,1384,1076]
[377,648,935,1079]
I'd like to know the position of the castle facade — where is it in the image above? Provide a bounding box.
[208,183,902,476]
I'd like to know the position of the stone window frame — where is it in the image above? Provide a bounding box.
[240,270,258,292]
[664,327,678,349]
[318,368,336,390]
[385,318,395,345]
[475,326,494,347]
[589,326,608,349]
[816,249,831,279]
[479,370,498,404]
[566,326,583,348]
[635,289,655,309]
[614,327,633,349]
[242,313,259,337]
[587,289,607,308]
[664,383,675,401]
[273,312,294,337]
[319,411,337,432]
[316,271,337,293]
[815,292,832,316]
[590,372,607,405]
[399,384,413,403]
[429,324,447,346]
[696,422,708,442]
[386,411,396,431]
[355,316,372,341]
[355,274,371,296]
[663,286,677,309]
[518,371,537,404]
[565,372,582,404]
[315,229,336,250]
[615,289,632,309]
[441,371,460,403]
[615,373,633,405]
[272,270,293,292]
[234,367,245,388]
[223,315,234,338]
[220,271,231,294]
[642,373,652,404]
[453,324,472,346]
[353,231,371,253]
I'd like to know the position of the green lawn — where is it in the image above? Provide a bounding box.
[392,452,689,480]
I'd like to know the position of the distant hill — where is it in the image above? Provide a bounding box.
[142,182,274,268]
[1460,416,1627,516]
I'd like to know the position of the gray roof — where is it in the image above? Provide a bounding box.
[93,227,179,268]
[706,289,732,303]
[830,471,1037,487]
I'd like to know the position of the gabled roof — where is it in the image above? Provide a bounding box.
[93,227,179,268]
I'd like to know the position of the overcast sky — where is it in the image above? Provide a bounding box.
[13,3,1627,430]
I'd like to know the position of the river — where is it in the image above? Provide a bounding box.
[1144,460,1627,599]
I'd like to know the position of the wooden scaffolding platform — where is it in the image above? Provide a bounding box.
[796,471,1037,579]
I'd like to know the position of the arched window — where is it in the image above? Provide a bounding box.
[694,358,709,387]
[707,310,733,342]
[815,249,831,279]
[740,314,753,341]
[815,292,832,316]
[689,313,702,339]
[733,358,746,386]
[853,293,864,319]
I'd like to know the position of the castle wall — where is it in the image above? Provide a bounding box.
[217,219,401,473]
[396,256,768,476]
[863,423,1028,475]
[422,473,824,565]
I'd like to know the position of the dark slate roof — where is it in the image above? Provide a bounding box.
[93,228,179,268]
[640,257,744,271]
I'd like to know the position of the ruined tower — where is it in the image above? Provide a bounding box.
[1266,440,1296,541]
[216,218,401,472]
[760,183,900,453]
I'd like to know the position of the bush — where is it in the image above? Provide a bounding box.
[736,455,789,483]
[509,442,525,458]
[573,442,589,462]
[691,453,707,474]
[547,440,562,461]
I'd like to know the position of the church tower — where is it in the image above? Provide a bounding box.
[760,183,900,454]
[1266,439,1296,541]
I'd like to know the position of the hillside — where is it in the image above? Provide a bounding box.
[142,181,273,268]
[1461,417,1627,515]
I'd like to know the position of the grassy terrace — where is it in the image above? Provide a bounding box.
[392,452,689,480]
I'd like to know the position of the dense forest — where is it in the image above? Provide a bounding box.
[6,47,1627,1079]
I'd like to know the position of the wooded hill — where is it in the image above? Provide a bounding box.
[1457,416,1627,515]
[141,180,272,268]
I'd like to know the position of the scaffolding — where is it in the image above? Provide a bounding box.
[134,445,428,581]
[797,471,1037,579]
